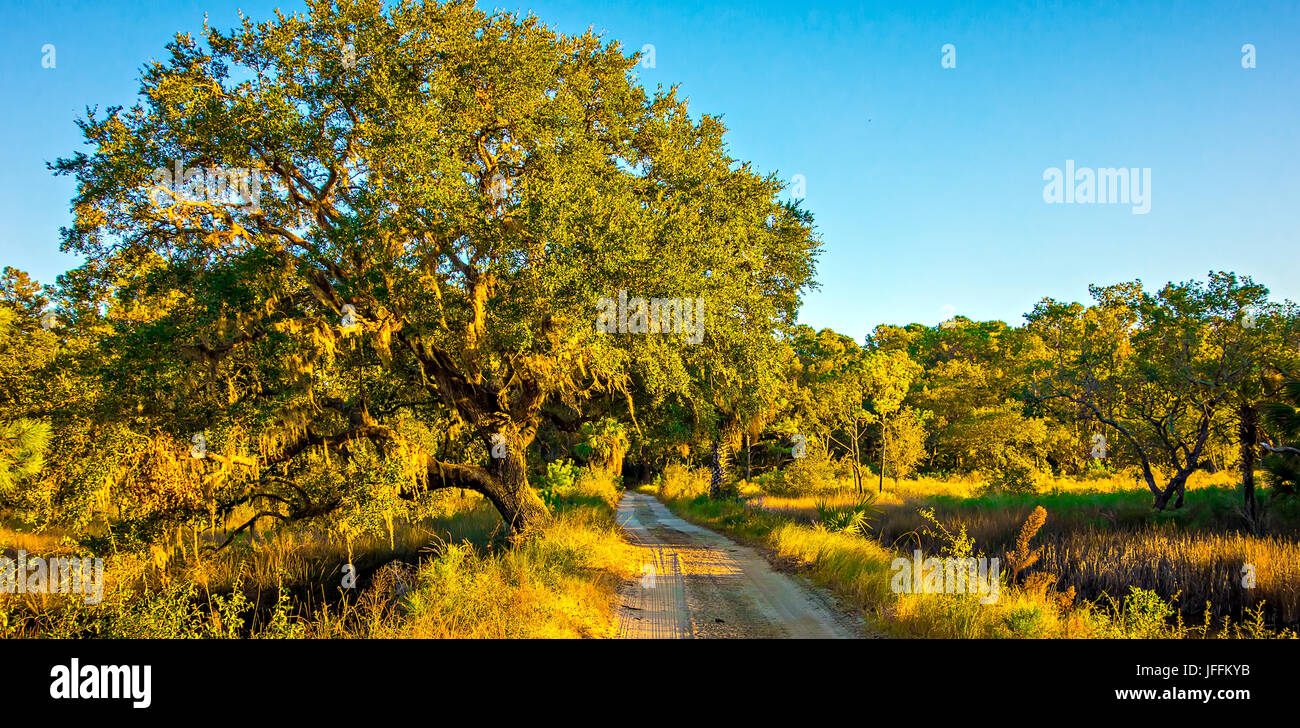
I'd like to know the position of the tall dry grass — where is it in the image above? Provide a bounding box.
[2,470,636,638]
[351,506,638,638]
[750,472,1300,628]
[664,465,1298,637]
[1041,527,1300,625]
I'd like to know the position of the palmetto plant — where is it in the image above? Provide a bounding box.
[813,493,881,537]
[1261,378,1300,496]
[575,418,629,474]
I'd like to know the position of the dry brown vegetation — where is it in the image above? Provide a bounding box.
[743,471,1300,630]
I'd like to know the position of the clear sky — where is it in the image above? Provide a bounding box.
[2,0,1297,341]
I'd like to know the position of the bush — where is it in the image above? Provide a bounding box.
[537,460,620,511]
[573,469,621,509]
[539,459,577,490]
[761,453,840,495]
[1000,603,1052,638]
[1081,459,1112,480]
[658,463,710,500]
[814,494,881,536]
[1092,586,1179,639]
[979,462,1040,496]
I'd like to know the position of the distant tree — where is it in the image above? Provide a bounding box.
[943,402,1049,492]
[693,311,803,498]
[881,406,927,485]
[793,328,871,491]
[791,330,919,493]
[1227,299,1300,528]
[861,349,922,492]
[0,277,55,510]
[1027,273,1266,510]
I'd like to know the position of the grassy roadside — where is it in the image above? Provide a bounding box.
[650,467,1296,639]
[352,478,640,638]
[1,473,639,638]
[760,487,1300,628]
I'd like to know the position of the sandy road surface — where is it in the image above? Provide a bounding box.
[613,491,867,639]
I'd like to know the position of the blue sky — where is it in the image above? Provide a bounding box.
[1,0,1297,341]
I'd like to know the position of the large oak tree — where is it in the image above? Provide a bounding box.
[51,0,817,538]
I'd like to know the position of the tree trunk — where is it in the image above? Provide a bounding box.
[1148,415,1212,511]
[878,425,886,494]
[421,453,549,539]
[850,436,862,494]
[710,441,728,498]
[1152,471,1191,511]
[1240,402,1259,531]
[438,427,550,539]
[745,432,751,482]
[493,441,550,537]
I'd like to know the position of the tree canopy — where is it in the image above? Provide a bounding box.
[28,0,818,540]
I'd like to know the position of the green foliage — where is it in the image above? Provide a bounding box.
[785,328,925,491]
[916,506,979,560]
[1262,378,1300,496]
[0,419,50,496]
[574,418,628,473]
[1093,587,1179,639]
[540,459,579,492]
[881,407,927,482]
[982,461,1039,495]
[3,0,1300,642]
[813,493,880,536]
[536,459,578,510]
[1000,604,1052,638]
[760,450,841,495]
[4,574,306,639]
[32,0,818,539]
[942,403,1047,494]
[1026,272,1286,508]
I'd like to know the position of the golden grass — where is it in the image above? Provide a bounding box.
[658,462,711,501]
[309,471,637,638]
[766,522,1084,638]
[189,498,501,595]
[662,466,1298,638]
[354,506,640,638]
[745,469,1300,629]
[3,471,639,639]
[0,517,78,555]
[1042,527,1300,625]
[756,469,1241,513]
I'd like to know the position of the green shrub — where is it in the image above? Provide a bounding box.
[814,494,880,536]
[980,462,1039,495]
[1001,604,1051,638]
[540,459,578,491]
[763,453,840,495]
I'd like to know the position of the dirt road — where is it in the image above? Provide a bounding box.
[613,491,867,639]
